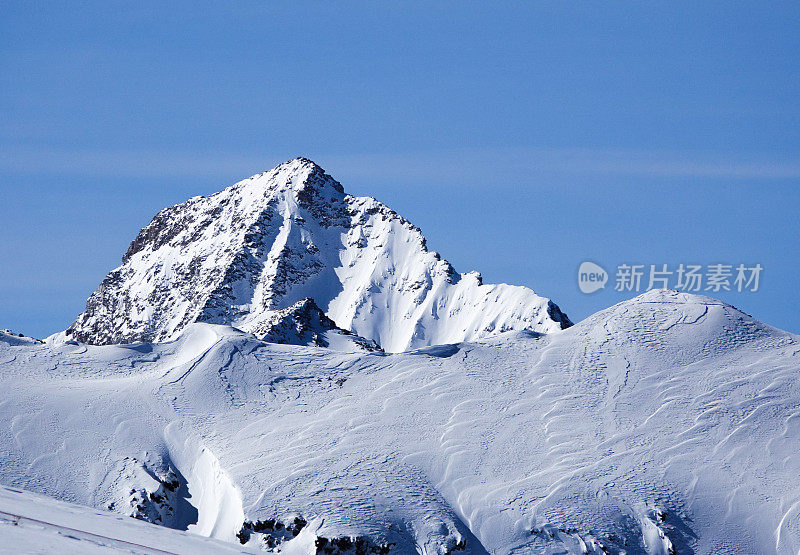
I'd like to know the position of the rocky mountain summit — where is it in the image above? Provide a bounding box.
[65,158,570,351]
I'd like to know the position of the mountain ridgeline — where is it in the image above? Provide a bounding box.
[66,158,570,351]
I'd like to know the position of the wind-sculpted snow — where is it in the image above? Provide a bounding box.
[64,157,569,351]
[3,290,800,553]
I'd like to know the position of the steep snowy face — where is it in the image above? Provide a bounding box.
[66,158,570,351]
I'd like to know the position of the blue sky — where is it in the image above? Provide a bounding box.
[2,2,799,337]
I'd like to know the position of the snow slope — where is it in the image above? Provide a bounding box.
[0,484,258,554]
[63,158,569,352]
[3,290,800,553]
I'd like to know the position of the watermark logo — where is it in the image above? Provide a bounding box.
[578,261,608,294]
[578,262,763,294]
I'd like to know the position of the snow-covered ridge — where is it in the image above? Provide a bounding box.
[64,157,569,351]
[3,290,800,552]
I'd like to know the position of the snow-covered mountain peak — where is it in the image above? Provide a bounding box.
[569,289,780,378]
[593,288,754,326]
[66,159,570,351]
[238,157,345,199]
[622,287,724,305]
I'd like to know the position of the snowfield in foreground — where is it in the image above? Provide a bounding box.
[2,290,800,553]
[0,484,257,554]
